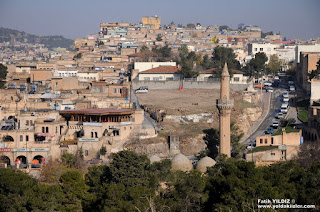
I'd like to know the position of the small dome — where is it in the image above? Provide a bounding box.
[150,155,161,163]
[196,156,216,173]
[171,153,193,172]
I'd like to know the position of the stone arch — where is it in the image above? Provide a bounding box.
[33,155,45,164]
[0,156,10,166]
[2,135,14,142]
[16,155,27,164]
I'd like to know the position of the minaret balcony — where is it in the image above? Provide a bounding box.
[216,99,234,109]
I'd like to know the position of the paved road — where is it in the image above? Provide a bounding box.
[130,90,162,132]
[242,87,285,145]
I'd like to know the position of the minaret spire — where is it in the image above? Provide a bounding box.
[216,63,233,157]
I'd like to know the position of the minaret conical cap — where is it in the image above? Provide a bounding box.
[221,62,229,77]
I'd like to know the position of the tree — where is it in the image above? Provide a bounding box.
[110,151,152,187]
[0,64,7,88]
[40,157,69,183]
[59,170,90,211]
[295,141,320,168]
[156,34,162,41]
[279,118,296,127]
[201,54,213,70]
[211,46,240,70]
[186,23,195,28]
[178,44,189,59]
[219,25,229,31]
[246,52,268,77]
[73,53,82,59]
[140,45,149,52]
[61,153,76,168]
[267,54,282,75]
[308,59,320,80]
[100,145,107,156]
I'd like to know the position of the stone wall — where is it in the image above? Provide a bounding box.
[132,80,249,91]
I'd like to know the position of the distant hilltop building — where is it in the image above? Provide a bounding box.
[141,16,161,30]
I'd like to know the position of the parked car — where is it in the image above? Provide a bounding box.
[283,97,289,102]
[277,112,284,119]
[272,121,279,128]
[135,88,148,94]
[289,86,295,91]
[246,142,256,150]
[267,88,274,93]
[266,127,274,134]
[264,81,272,86]
[283,92,289,98]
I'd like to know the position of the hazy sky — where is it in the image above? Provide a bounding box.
[0,0,319,40]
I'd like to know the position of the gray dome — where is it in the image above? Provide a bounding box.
[149,155,161,163]
[196,156,216,173]
[171,153,193,172]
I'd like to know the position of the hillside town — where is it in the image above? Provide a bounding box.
[0,16,320,170]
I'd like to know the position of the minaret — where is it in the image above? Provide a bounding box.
[216,63,234,157]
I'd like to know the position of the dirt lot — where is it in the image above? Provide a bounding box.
[137,88,254,118]
[130,89,259,157]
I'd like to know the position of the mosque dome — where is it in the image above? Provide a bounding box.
[171,153,193,172]
[149,155,161,163]
[196,156,216,173]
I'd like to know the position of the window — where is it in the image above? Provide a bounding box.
[46,127,49,133]
[95,132,98,138]
[233,77,240,82]
[26,135,29,142]
[144,77,150,81]
[254,48,257,51]
[55,82,58,87]
[153,77,160,81]
[42,127,45,133]
[271,153,276,155]
[260,48,263,51]
[271,137,274,144]
[85,150,88,156]
[113,88,117,94]
[91,132,94,138]
[260,139,263,144]
[20,135,23,142]
[265,139,267,144]
[26,120,29,126]
[118,88,122,94]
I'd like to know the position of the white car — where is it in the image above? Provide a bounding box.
[283,92,289,98]
[267,88,274,93]
[264,81,272,86]
[272,121,279,128]
[281,108,288,114]
[135,89,148,94]
[277,112,284,119]
[289,86,295,91]
[283,97,289,102]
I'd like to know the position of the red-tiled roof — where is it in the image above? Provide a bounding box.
[202,68,244,74]
[140,66,180,74]
[60,109,134,115]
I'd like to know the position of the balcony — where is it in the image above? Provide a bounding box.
[216,99,234,108]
